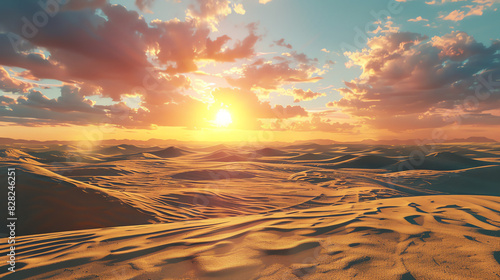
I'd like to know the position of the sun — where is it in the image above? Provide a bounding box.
[214,108,232,127]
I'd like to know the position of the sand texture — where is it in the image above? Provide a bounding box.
[1,143,499,279]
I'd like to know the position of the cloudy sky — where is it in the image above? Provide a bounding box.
[0,0,499,142]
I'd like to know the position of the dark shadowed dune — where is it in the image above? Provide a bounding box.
[0,163,155,236]
[391,151,490,171]
[384,165,500,195]
[445,147,498,158]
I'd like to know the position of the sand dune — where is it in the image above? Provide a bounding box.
[195,144,229,152]
[255,147,289,157]
[1,195,498,280]
[391,151,490,171]
[0,163,155,235]
[285,143,334,152]
[319,155,398,169]
[1,143,499,279]
[150,146,192,158]
[315,154,357,163]
[171,169,256,180]
[383,165,500,195]
[289,153,334,161]
[0,148,38,160]
[199,150,251,162]
[96,144,149,155]
[30,150,102,163]
[0,148,43,165]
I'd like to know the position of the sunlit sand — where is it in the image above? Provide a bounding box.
[1,142,499,279]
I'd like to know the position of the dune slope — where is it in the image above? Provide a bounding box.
[0,195,498,280]
[0,163,156,236]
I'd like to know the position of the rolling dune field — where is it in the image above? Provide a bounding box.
[1,142,499,279]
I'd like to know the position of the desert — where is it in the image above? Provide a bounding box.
[1,140,499,279]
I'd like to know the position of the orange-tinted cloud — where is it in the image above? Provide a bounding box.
[270,115,356,132]
[227,58,322,91]
[334,31,500,131]
[290,88,326,103]
[0,67,33,93]
[437,0,499,21]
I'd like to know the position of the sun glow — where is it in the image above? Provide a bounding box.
[214,108,233,127]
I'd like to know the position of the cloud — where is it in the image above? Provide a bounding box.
[0,1,260,113]
[259,0,273,4]
[0,87,108,126]
[0,86,309,129]
[0,67,33,93]
[227,54,322,91]
[185,0,232,30]
[408,16,429,22]
[334,31,500,131]
[274,38,292,49]
[438,0,499,21]
[135,0,155,13]
[0,85,210,129]
[269,115,355,132]
[290,88,326,103]
[233,3,246,14]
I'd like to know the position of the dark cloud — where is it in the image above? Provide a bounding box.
[0,87,106,126]
[135,0,155,13]
[274,38,292,49]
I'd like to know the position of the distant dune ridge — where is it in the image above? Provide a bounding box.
[254,147,289,157]
[199,149,251,162]
[96,144,145,155]
[0,142,499,279]
[149,146,192,158]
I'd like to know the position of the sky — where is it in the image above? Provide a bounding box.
[0,0,499,142]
